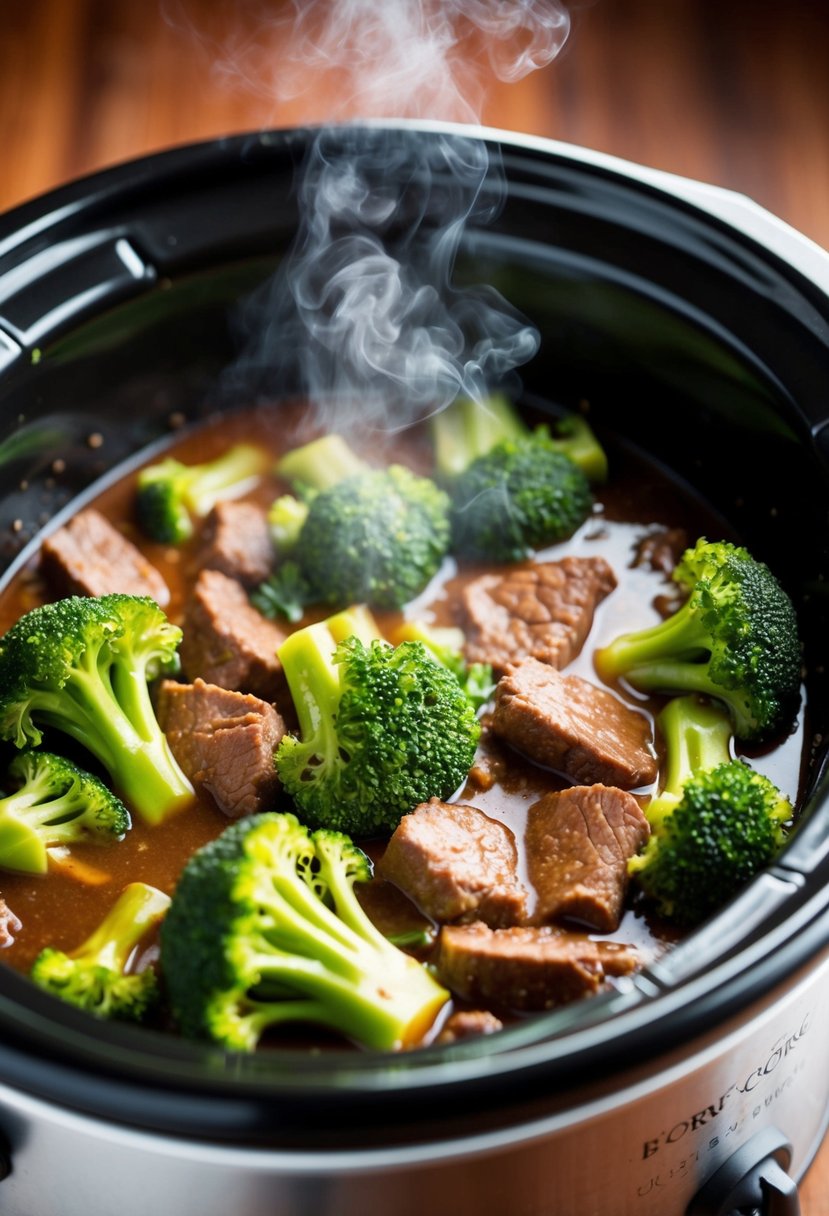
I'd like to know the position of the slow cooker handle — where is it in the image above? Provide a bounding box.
[686,1126,800,1216]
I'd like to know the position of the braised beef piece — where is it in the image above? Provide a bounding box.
[461,556,616,675]
[179,568,287,704]
[437,921,638,1011]
[156,678,285,818]
[197,500,274,588]
[435,1009,504,1044]
[492,657,657,790]
[633,527,688,576]
[379,799,528,928]
[526,785,650,932]
[40,508,170,605]
[0,898,21,948]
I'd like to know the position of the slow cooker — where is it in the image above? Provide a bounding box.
[0,121,827,1216]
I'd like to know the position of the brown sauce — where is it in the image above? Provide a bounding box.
[0,400,807,1033]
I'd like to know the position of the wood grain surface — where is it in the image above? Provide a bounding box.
[2,1,829,1211]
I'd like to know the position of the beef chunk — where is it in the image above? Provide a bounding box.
[633,527,688,576]
[492,657,657,790]
[197,500,274,588]
[0,898,21,948]
[461,556,616,674]
[179,568,286,702]
[526,785,650,931]
[40,508,170,605]
[379,799,528,928]
[156,678,285,818]
[435,1009,504,1044]
[437,921,638,1011]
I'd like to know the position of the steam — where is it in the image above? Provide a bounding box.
[215,0,573,432]
[261,0,571,122]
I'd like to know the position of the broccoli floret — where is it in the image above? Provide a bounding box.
[253,491,339,622]
[136,443,268,544]
[275,617,481,835]
[159,812,449,1051]
[296,465,450,609]
[629,695,791,925]
[390,619,495,710]
[595,538,802,741]
[0,750,130,874]
[431,394,527,481]
[431,394,607,483]
[449,435,592,562]
[259,433,451,613]
[31,881,171,1020]
[433,393,597,564]
[0,594,194,825]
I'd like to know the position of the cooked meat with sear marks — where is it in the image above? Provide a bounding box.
[197,499,274,587]
[526,785,650,931]
[437,921,638,1011]
[492,657,657,790]
[179,568,287,703]
[40,508,170,605]
[435,1008,504,1044]
[156,678,285,818]
[461,556,617,674]
[379,799,528,928]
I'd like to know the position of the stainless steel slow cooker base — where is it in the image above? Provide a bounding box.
[1,950,826,1216]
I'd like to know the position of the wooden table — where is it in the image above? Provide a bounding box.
[2,1,829,1210]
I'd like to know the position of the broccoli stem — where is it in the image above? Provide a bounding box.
[277,622,342,744]
[183,444,267,515]
[432,395,607,484]
[78,882,171,972]
[0,816,49,873]
[551,414,608,483]
[276,434,369,494]
[268,495,310,553]
[630,695,734,875]
[596,598,710,680]
[657,695,733,800]
[29,666,193,826]
[242,846,447,1049]
[431,393,526,481]
[325,605,382,646]
[253,948,442,1050]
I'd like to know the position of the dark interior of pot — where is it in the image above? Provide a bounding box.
[0,125,828,1146]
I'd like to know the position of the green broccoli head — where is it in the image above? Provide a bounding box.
[30,881,170,1020]
[629,695,791,926]
[390,619,495,711]
[449,433,593,563]
[0,594,194,825]
[275,620,481,836]
[297,464,450,610]
[430,394,608,485]
[159,812,449,1052]
[136,443,268,544]
[0,750,130,874]
[596,538,802,742]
